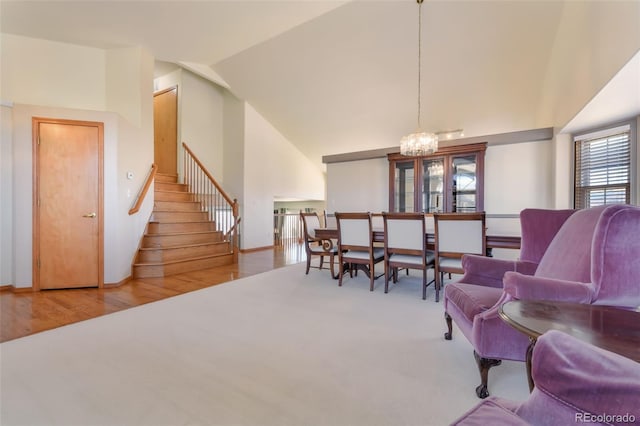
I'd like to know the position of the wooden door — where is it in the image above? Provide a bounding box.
[34,118,103,289]
[154,87,178,175]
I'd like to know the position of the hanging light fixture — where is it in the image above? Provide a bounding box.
[400,0,438,156]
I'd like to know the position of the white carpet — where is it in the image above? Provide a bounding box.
[0,264,530,426]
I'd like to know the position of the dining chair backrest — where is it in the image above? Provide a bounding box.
[424,214,435,234]
[434,212,486,256]
[371,214,384,231]
[324,211,337,229]
[301,212,321,240]
[336,212,372,248]
[300,211,338,277]
[384,213,426,252]
[382,212,435,298]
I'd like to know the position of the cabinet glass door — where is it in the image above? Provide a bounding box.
[394,160,415,212]
[422,158,445,213]
[452,155,477,212]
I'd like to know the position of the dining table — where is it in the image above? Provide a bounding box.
[314,227,521,253]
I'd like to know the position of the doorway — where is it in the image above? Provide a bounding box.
[33,118,104,290]
[153,86,178,176]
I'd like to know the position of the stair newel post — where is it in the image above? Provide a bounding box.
[196,159,199,206]
[232,199,239,262]
[208,175,213,224]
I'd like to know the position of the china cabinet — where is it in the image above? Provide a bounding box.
[388,142,486,213]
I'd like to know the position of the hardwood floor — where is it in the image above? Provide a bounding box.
[0,244,305,343]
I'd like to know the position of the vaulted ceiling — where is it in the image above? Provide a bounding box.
[2,1,638,169]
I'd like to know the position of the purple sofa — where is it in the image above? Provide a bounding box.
[450,330,640,425]
[444,205,640,398]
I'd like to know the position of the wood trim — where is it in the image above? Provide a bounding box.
[240,245,275,253]
[386,142,488,161]
[104,275,132,288]
[323,127,553,164]
[129,163,157,215]
[32,117,105,291]
[0,285,35,293]
[154,86,178,97]
[32,118,38,290]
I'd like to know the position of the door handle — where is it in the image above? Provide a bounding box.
[83,212,97,218]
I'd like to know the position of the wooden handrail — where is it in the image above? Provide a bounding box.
[128,163,157,215]
[182,143,235,211]
[182,142,240,262]
[225,217,242,240]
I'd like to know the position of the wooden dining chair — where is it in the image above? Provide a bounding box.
[323,210,337,229]
[335,212,385,291]
[300,212,339,278]
[433,212,486,302]
[382,212,435,300]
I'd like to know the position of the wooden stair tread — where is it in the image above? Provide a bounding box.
[144,230,220,236]
[139,241,227,251]
[152,208,207,213]
[148,221,215,225]
[132,171,235,278]
[133,252,231,267]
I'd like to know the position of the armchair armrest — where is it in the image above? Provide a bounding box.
[502,272,593,303]
[308,236,336,252]
[459,255,538,288]
[517,330,640,423]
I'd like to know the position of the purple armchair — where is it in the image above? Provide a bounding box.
[444,205,640,398]
[450,330,640,425]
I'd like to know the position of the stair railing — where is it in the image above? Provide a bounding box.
[273,210,303,246]
[129,163,157,215]
[182,142,240,262]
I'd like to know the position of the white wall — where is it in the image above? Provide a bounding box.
[484,140,553,213]
[553,132,573,209]
[325,140,554,237]
[243,103,325,249]
[1,34,106,111]
[2,35,154,288]
[637,116,640,205]
[109,47,155,283]
[107,47,149,128]
[0,105,13,286]
[326,158,388,214]
[180,71,225,182]
[537,1,640,129]
[222,91,245,204]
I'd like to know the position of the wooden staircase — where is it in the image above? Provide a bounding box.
[132,173,235,278]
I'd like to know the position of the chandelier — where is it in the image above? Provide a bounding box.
[400,0,438,156]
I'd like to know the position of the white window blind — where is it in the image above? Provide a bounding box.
[574,126,631,209]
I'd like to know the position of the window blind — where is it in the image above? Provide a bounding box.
[574,127,631,209]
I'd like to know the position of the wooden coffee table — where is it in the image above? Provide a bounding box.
[499,299,640,391]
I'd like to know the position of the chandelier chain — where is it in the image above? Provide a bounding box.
[400,0,438,157]
[417,0,422,130]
